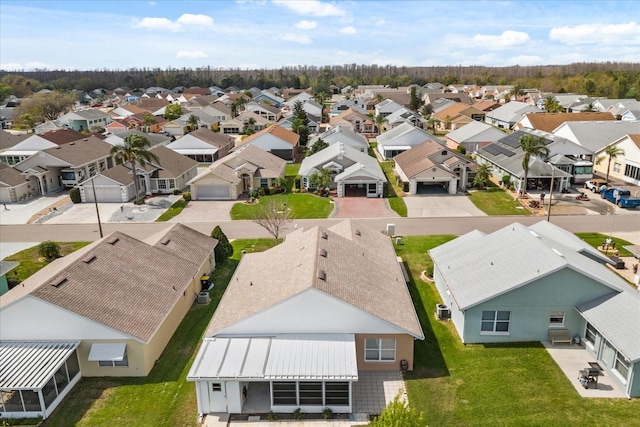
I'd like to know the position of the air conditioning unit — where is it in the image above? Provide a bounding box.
[197,292,210,304]
[436,304,450,320]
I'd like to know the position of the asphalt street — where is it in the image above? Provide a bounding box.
[0,215,638,243]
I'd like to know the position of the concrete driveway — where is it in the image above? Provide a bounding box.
[0,194,70,225]
[169,200,238,222]
[404,194,486,217]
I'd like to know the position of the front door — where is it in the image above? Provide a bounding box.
[208,382,227,412]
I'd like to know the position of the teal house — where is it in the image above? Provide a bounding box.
[0,261,19,296]
[430,221,640,398]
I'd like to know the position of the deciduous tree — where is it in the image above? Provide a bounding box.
[164,103,183,121]
[369,394,427,427]
[211,225,233,263]
[252,200,293,243]
[16,91,76,121]
[38,240,61,261]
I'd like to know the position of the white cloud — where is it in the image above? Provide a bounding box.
[25,61,52,69]
[375,19,385,26]
[176,50,209,59]
[133,13,213,32]
[273,0,345,17]
[549,22,640,45]
[148,1,156,5]
[472,30,531,49]
[282,33,312,44]
[340,26,356,34]
[507,55,544,66]
[295,20,317,30]
[0,63,23,71]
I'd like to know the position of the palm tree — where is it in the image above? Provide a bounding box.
[110,134,160,203]
[374,114,387,134]
[187,114,200,132]
[313,91,330,122]
[473,163,492,189]
[544,96,563,113]
[142,113,157,133]
[426,116,439,134]
[519,134,550,195]
[596,145,625,184]
[243,117,256,135]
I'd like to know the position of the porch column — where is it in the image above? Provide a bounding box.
[448,179,456,194]
[37,175,46,195]
[143,173,152,195]
[460,167,468,190]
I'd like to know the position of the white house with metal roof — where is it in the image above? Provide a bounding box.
[188,220,423,416]
[429,221,640,398]
[376,122,442,159]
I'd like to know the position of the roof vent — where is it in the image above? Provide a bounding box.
[552,248,564,257]
[82,254,96,264]
[317,270,326,281]
[320,248,327,258]
[529,231,540,238]
[321,232,328,240]
[160,237,171,245]
[50,276,67,287]
[106,235,119,245]
[355,229,361,236]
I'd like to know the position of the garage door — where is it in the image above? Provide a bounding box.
[84,186,123,203]
[416,182,448,195]
[197,185,231,200]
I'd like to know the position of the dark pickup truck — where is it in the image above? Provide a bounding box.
[600,187,640,208]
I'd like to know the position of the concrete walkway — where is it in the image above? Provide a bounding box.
[0,194,69,225]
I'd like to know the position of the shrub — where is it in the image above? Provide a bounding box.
[294,177,301,189]
[456,145,467,154]
[172,189,181,195]
[38,241,61,261]
[263,187,271,196]
[182,191,191,202]
[69,188,81,203]
[502,175,511,186]
[322,408,333,419]
[293,408,303,420]
[426,264,434,278]
[402,182,409,192]
[257,187,265,197]
[509,184,515,191]
[266,411,278,421]
[211,226,233,263]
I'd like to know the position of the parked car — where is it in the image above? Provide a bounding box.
[584,179,607,192]
[600,187,640,208]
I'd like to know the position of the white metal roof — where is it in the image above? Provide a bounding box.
[0,341,79,389]
[188,334,358,381]
[88,343,126,362]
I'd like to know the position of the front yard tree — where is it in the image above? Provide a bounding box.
[211,225,233,263]
[110,134,160,203]
[187,114,200,132]
[519,133,549,194]
[164,103,183,121]
[309,168,331,191]
[142,113,157,132]
[473,163,492,189]
[291,101,309,146]
[596,145,625,184]
[409,86,423,112]
[38,240,61,261]
[16,90,76,121]
[306,138,328,157]
[252,200,293,243]
[369,394,427,427]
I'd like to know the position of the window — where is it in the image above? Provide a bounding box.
[168,179,176,189]
[614,353,630,380]
[272,381,297,405]
[299,382,323,405]
[585,323,597,345]
[364,338,396,361]
[211,383,222,392]
[624,164,640,181]
[325,382,349,405]
[260,178,269,188]
[158,180,167,190]
[98,352,128,367]
[549,311,565,327]
[613,162,621,173]
[481,310,511,334]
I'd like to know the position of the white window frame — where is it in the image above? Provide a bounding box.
[157,180,167,190]
[549,311,565,327]
[614,352,630,382]
[613,162,621,173]
[480,310,511,335]
[364,338,396,362]
[98,351,128,367]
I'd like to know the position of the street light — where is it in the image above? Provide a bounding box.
[547,163,555,222]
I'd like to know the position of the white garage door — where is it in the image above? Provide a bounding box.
[84,186,123,203]
[197,185,230,200]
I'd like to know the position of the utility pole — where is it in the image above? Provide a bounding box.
[90,176,104,238]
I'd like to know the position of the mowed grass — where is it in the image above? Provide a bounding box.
[40,239,276,427]
[575,232,635,257]
[395,235,640,426]
[4,242,91,282]
[468,187,530,215]
[230,193,333,219]
[155,198,188,222]
[380,161,407,217]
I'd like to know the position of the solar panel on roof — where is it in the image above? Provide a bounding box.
[483,144,504,156]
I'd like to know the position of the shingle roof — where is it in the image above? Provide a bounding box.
[3,226,216,343]
[0,130,29,150]
[43,136,112,166]
[555,121,640,152]
[240,124,299,146]
[0,163,29,187]
[38,129,87,145]
[169,128,235,149]
[148,145,198,179]
[429,222,629,311]
[394,140,472,179]
[486,101,541,124]
[377,122,440,147]
[521,112,615,132]
[205,220,423,339]
[99,164,133,185]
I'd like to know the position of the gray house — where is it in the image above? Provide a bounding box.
[429,221,640,398]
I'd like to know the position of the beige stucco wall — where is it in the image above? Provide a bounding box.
[355,333,414,371]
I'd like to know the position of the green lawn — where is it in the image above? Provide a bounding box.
[39,239,277,427]
[285,163,300,177]
[575,232,635,257]
[468,187,531,215]
[380,161,407,217]
[3,242,91,282]
[155,198,188,222]
[230,193,333,219]
[395,235,640,426]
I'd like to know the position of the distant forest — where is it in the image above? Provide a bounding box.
[2,62,639,99]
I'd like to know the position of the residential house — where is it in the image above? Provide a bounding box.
[219,111,270,135]
[13,137,113,194]
[472,99,501,112]
[552,121,640,161]
[188,144,285,200]
[188,220,423,415]
[424,92,473,106]
[0,260,19,296]
[374,99,404,118]
[593,134,640,186]
[184,95,221,111]
[234,125,299,162]
[330,99,367,117]
[278,113,320,135]
[166,128,235,163]
[58,109,112,132]
[308,126,369,153]
[433,103,486,131]
[77,145,198,202]
[330,108,375,137]
[428,221,640,398]
[0,163,31,203]
[476,130,579,192]
[445,120,506,153]
[103,130,172,148]
[0,134,58,165]
[484,101,541,130]
[299,143,386,197]
[394,140,477,194]
[384,108,426,131]
[254,90,284,108]
[376,122,442,159]
[245,102,282,122]
[202,103,232,124]
[0,224,217,419]
[515,112,616,132]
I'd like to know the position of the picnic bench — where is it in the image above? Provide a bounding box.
[549,329,572,346]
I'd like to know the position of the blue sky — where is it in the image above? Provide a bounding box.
[1,0,638,71]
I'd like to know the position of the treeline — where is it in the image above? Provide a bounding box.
[1,62,639,99]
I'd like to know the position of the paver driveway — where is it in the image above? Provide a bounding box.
[331,197,399,218]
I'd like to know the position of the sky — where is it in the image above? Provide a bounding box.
[1,0,639,71]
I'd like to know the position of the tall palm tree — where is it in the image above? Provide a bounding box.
[596,145,625,184]
[544,96,563,113]
[187,114,200,132]
[374,114,387,134]
[519,134,550,195]
[110,134,159,203]
[473,163,492,189]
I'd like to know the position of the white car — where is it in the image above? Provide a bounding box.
[584,179,607,193]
